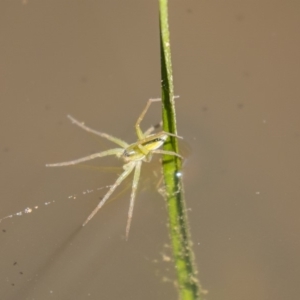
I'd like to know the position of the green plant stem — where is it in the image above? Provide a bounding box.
[159,1,202,299]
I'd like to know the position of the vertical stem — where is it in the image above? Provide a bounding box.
[159,1,203,299]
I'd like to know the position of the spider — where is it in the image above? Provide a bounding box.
[46,98,182,239]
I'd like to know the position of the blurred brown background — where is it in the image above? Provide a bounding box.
[0,1,300,300]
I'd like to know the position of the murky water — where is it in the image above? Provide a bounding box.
[1,1,300,300]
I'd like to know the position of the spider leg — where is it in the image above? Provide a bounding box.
[161,131,183,139]
[67,115,129,148]
[135,98,162,140]
[46,148,124,167]
[125,160,142,240]
[152,149,183,160]
[143,121,162,136]
[82,161,136,227]
[140,96,180,137]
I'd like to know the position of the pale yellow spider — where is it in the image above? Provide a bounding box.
[46,98,182,239]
